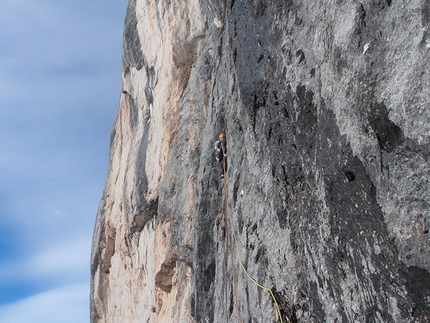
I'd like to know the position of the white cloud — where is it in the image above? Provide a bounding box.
[0,0,127,317]
[30,237,91,277]
[0,283,90,323]
[0,235,91,285]
[29,236,92,280]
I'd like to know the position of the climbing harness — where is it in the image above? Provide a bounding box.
[220,153,284,323]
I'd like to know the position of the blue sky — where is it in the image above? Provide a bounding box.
[0,0,127,322]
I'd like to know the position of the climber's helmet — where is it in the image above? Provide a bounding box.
[219,133,226,140]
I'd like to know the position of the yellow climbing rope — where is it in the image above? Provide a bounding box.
[222,154,284,323]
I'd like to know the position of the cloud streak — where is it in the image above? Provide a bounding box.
[0,0,127,319]
[0,234,91,284]
[0,283,90,323]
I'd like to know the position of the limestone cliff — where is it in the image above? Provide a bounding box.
[91,0,430,322]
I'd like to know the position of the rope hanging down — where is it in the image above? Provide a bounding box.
[222,154,243,323]
[221,153,284,323]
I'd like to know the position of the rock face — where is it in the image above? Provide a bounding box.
[91,0,430,322]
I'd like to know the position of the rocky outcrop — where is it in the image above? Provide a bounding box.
[91,0,430,322]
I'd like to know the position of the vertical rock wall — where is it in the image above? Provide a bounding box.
[91,0,430,322]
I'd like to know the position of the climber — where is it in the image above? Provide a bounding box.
[214,133,227,178]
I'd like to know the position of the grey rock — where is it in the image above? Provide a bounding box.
[91,0,430,322]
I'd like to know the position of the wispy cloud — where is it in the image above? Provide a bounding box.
[0,0,127,318]
[0,283,90,323]
[0,235,91,284]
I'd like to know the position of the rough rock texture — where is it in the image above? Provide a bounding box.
[91,0,430,322]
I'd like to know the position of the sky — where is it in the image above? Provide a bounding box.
[0,0,127,322]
